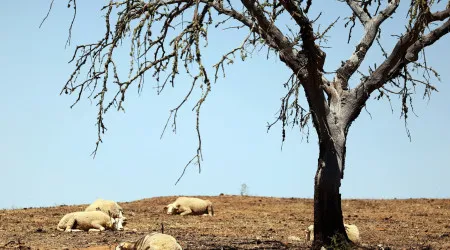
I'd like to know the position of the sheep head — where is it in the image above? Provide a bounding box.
[165,203,180,215]
[113,217,124,231]
[115,242,134,250]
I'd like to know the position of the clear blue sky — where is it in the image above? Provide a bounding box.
[1,1,449,209]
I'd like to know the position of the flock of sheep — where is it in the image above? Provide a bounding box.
[56,197,360,249]
[56,197,213,249]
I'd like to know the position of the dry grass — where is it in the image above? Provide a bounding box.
[0,196,449,249]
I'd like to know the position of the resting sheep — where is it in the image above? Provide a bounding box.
[85,198,125,220]
[115,232,182,250]
[305,224,360,243]
[57,211,124,232]
[164,197,214,216]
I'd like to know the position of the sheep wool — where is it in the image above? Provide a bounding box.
[57,211,122,232]
[85,198,124,219]
[305,224,360,243]
[165,197,214,216]
[115,233,182,250]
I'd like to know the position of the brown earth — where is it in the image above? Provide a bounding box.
[0,196,449,249]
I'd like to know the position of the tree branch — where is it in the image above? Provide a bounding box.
[335,0,400,90]
[280,0,325,72]
[346,0,370,25]
[405,13,450,61]
[367,11,449,93]
[240,0,292,50]
[277,1,330,141]
[345,6,450,127]
[203,0,255,30]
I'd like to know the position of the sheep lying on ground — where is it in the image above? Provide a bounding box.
[115,232,182,250]
[305,224,360,243]
[85,199,125,220]
[164,197,214,216]
[57,211,124,232]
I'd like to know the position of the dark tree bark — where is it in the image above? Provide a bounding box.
[313,126,348,247]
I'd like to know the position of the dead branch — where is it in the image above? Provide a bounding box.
[39,0,55,28]
[335,0,400,90]
[344,2,450,127]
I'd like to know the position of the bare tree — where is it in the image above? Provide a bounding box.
[51,0,450,248]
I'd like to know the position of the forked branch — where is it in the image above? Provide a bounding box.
[344,2,450,127]
[336,0,400,90]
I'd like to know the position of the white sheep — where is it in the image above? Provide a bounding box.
[115,232,182,250]
[164,197,214,216]
[305,224,360,243]
[57,210,124,232]
[85,198,125,220]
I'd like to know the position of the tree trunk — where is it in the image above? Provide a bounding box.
[312,132,349,249]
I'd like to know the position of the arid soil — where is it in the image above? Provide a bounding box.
[0,196,449,249]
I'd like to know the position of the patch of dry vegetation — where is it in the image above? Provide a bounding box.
[0,196,449,249]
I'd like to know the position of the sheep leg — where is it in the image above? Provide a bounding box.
[57,227,65,232]
[179,209,192,216]
[65,217,76,232]
[207,205,214,216]
[90,223,106,231]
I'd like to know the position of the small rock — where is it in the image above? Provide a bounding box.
[287,236,301,241]
[377,244,391,250]
[439,233,449,238]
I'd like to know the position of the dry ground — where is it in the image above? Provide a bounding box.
[0,196,449,249]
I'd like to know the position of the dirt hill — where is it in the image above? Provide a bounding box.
[0,196,449,249]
